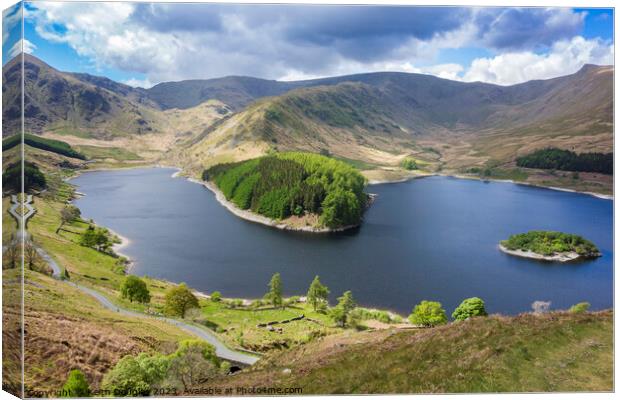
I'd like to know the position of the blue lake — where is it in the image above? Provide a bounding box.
[71,167,613,316]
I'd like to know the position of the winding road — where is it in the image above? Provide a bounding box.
[10,195,259,365]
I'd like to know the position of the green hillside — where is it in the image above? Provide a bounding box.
[3,54,164,138]
[216,310,613,393]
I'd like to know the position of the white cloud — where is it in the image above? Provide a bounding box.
[3,2,21,47]
[25,3,613,87]
[418,63,464,80]
[462,36,614,85]
[8,38,36,58]
[121,77,154,89]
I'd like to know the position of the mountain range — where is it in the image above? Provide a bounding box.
[2,54,613,182]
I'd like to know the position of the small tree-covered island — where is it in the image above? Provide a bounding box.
[202,152,370,232]
[500,231,601,262]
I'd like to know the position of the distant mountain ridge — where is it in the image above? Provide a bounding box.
[2,54,165,138]
[2,54,612,185]
[173,62,612,173]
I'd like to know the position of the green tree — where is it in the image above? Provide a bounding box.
[452,297,488,321]
[569,302,590,314]
[329,306,347,328]
[330,291,356,327]
[102,353,169,396]
[306,275,329,311]
[409,301,448,327]
[61,369,90,398]
[2,161,46,193]
[80,225,112,252]
[210,291,222,302]
[164,283,199,318]
[57,205,81,233]
[338,291,356,313]
[120,275,151,303]
[265,273,283,308]
[320,188,361,228]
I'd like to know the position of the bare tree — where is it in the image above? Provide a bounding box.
[24,240,41,270]
[164,344,220,391]
[3,236,19,270]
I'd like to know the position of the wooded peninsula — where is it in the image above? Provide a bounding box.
[203,152,368,230]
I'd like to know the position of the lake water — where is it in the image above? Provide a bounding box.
[71,167,613,316]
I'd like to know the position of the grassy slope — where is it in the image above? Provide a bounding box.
[6,267,191,392]
[198,300,340,352]
[8,179,194,390]
[217,310,613,393]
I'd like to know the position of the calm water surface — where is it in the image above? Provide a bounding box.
[71,168,613,315]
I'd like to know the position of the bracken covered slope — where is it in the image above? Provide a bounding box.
[214,310,613,394]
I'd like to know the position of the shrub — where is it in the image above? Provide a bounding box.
[353,308,393,324]
[452,297,488,321]
[409,301,447,327]
[102,340,224,395]
[569,302,590,314]
[400,157,418,170]
[210,291,222,302]
[102,353,169,396]
[61,369,90,398]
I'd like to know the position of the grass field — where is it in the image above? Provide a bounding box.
[197,299,342,352]
[74,145,142,161]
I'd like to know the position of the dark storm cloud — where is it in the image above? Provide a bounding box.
[130,3,223,32]
[278,6,471,61]
[128,5,586,66]
[282,6,469,42]
[474,8,585,50]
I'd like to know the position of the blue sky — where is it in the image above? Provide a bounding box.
[3,2,614,87]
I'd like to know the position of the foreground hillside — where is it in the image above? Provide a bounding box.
[216,310,613,393]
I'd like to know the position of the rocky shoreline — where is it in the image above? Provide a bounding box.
[498,244,600,262]
[189,178,364,233]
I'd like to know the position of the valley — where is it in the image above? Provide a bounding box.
[2,51,614,396]
[3,54,613,194]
